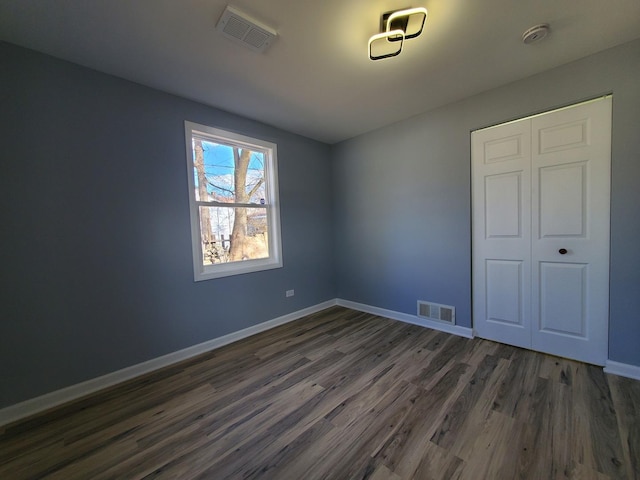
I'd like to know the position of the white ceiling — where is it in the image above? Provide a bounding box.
[2,0,640,144]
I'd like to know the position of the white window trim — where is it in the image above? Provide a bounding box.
[184,121,283,281]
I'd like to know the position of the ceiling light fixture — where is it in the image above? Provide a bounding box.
[368,29,406,60]
[369,6,428,61]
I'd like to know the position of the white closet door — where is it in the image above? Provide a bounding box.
[472,119,532,349]
[530,98,611,365]
[472,98,611,365]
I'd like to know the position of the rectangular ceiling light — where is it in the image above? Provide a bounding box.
[215,5,277,53]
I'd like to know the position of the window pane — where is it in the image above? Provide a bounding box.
[192,137,266,205]
[199,206,269,265]
[186,121,282,281]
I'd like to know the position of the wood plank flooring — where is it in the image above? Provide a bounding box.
[1,306,638,479]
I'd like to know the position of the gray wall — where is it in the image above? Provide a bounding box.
[0,42,335,409]
[2,38,639,411]
[333,39,640,367]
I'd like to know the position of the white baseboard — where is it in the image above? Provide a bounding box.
[337,299,640,380]
[336,298,474,339]
[604,360,640,381]
[0,299,337,428]
[10,298,634,428]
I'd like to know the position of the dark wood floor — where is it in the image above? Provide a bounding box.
[1,306,639,479]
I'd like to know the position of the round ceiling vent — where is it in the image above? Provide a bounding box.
[522,24,550,44]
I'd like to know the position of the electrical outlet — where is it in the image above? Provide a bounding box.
[286,289,295,297]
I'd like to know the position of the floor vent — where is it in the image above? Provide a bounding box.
[215,5,277,53]
[417,301,455,325]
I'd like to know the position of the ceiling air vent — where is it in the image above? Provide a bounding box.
[215,5,277,53]
[417,301,456,325]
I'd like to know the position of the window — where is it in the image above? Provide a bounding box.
[184,121,282,281]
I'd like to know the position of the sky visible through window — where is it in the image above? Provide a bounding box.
[194,139,265,204]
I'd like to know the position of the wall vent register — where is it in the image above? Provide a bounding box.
[417,301,455,324]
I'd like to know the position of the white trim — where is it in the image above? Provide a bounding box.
[8,296,634,428]
[10,297,637,428]
[184,121,283,282]
[336,299,474,339]
[0,300,337,427]
[604,360,640,381]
